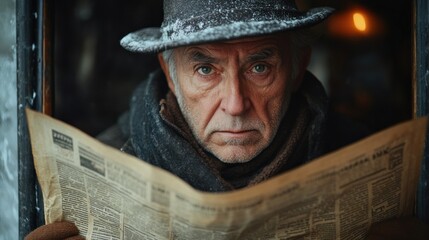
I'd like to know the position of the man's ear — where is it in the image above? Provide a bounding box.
[293,47,311,91]
[157,53,176,94]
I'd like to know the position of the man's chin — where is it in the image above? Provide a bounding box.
[210,146,262,164]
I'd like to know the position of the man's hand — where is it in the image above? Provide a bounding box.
[367,217,429,240]
[25,221,84,240]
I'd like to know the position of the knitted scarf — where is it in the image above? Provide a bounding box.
[125,69,328,192]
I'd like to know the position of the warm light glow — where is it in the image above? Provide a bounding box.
[353,13,367,32]
[327,7,384,38]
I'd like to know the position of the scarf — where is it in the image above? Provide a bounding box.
[124,69,328,192]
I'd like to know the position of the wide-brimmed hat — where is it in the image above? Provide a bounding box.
[120,0,334,53]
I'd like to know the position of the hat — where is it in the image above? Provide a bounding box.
[120,0,334,53]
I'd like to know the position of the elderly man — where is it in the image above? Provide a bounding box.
[100,0,343,192]
[29,0,427,239]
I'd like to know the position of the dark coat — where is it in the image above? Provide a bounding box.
[97,69,369,192]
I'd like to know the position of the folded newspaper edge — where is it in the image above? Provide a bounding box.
[26,108,428,240]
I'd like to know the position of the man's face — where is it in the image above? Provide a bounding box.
[162,35,303,163]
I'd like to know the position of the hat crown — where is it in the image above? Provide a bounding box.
[161,0,300,39]
[164,0,298,21]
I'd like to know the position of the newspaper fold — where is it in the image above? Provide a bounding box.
[26,108,427,239]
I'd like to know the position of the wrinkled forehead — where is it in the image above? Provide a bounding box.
[174,33,291,56]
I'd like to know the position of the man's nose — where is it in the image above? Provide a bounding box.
[221,74,249,116]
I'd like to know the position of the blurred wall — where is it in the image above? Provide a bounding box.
[0,0,18,239]
[54,0,163,136]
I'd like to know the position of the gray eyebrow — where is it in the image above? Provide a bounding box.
[247,48,279,62]
[188,50,218,64]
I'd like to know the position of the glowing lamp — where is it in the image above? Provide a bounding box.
[327,6,384,38]
[353,13,367,32]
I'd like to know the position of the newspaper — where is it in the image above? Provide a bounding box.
[26,108,427,240]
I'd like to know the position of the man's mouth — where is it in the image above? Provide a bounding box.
[215,130,257,138]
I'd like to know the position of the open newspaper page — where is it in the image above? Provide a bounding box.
[26,108,427,240]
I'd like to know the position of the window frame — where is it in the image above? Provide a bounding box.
[17,1,429,237]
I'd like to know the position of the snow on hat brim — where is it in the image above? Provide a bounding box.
[120,7,334,53]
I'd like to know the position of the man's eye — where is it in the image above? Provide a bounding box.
[252,64,267,73]
[197,66,213,75]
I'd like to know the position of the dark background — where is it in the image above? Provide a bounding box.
[54,0,412,137]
